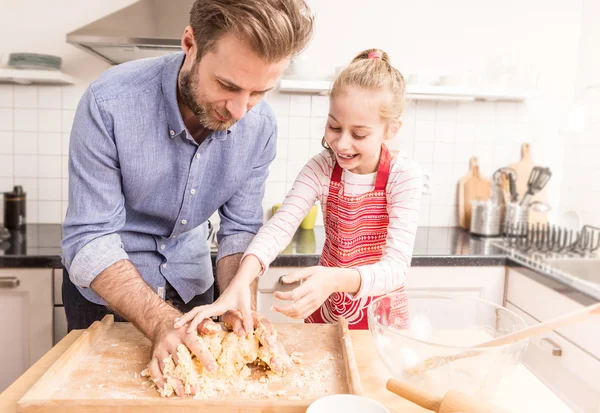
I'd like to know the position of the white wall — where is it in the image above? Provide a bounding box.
[0,1,133,222]
[559,0,600,227]
[0,0,589,227]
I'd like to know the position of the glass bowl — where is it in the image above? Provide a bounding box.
[367,292,529,399]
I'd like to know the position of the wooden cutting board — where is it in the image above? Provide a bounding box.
[458,156,492,230]
[17,316,361,413]
[509,143,548,224]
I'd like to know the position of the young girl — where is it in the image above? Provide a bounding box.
[175,48,422,332]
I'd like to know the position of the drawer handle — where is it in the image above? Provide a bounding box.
[279,275,302,286]
[540,337,562,356]
[0,277,20,289]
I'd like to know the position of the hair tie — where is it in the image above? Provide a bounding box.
[367,51,382,60]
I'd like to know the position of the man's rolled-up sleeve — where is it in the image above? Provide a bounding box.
[216,123,276,263]
[61,87,129,287]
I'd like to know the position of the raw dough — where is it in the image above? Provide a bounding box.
[142,320,294,398]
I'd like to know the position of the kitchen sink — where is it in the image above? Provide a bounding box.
[545,258,600,285]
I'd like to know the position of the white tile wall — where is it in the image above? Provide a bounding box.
[0,84,83,224]
[0,82,550,227]
[263,91,545,227]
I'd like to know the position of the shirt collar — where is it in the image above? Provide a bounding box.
[161,52,238,141]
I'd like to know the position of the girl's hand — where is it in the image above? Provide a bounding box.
[174,255,264,334]
[272,266,339,319]
[174,270,255,335]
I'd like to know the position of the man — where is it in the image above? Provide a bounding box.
[61,0,313,396]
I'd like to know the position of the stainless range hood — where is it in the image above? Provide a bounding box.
[67,0,194,65]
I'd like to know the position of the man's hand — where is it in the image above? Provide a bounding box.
[147,317,221,396]
[272,266,344,319]
[89,260,221,396]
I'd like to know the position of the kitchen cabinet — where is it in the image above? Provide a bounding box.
[506,267,600,412]
[257,267,304,324]
[406,266,505,302]
[0,268,53,393]
[258,266,505,325]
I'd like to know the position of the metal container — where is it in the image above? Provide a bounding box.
[470,201,502,237]
[504,202,529,235]
[3,185,26,230]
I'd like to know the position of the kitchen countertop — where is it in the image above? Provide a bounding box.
[0,224,506,269]
[1,224,598,303]
[0,329,573,413]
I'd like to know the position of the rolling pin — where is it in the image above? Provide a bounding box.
[386,378,510,413]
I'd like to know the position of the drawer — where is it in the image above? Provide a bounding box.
[257,292,304,324]
[507,268,600,360]
[506,302,600,412]
[258,267,302,292]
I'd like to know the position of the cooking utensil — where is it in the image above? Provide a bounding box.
[18,315,363,412]
[510,143,548,223]
[386,378,509,413]
[498,173,511,205]
[368,293,527,400]
[508,172,518,202]
[406,302,600,375]
[520,166,552,206]
[510,143,534,197]
[458,157,492,230]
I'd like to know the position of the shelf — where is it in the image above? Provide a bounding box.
[279,79,530,102]
[0,68,76,85]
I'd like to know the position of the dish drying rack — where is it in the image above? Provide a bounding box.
[491,224,600,300]
[501,223,600,257]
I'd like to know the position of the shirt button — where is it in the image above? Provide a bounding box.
[162,263,167,268]
[169,130,175,136]
[160,244,165,250]
[181,219,187,225]
[195,154,200,159]
[190,189,196,195]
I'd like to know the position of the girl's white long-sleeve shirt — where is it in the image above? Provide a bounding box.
[244,149,423,298]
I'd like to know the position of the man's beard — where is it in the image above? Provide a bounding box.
[179,63,237,131]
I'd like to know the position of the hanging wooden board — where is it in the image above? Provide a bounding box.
[509,143,548,224]
[458,156,492,230]
[17,316,361,413]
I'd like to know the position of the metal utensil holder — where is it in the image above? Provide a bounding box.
[503,203,529,236]
[470,201,502,237]
[502,223,600,256]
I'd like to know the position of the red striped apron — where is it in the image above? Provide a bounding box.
[306,146,408,330]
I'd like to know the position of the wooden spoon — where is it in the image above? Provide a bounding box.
[404,302,600,374]
[387,378,510,413]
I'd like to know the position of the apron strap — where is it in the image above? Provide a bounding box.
[374,145,391,191]
[331,159,344,183]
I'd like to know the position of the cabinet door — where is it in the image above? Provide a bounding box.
[404,266,506,327]
[257,292,303,324]
[0,284,29,392]
[406,266,506,305]
[257,267,304,324]
[506,302,600,412]
[0,269,53,392]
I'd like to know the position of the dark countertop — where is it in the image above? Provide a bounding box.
[0,224,506,269]
[2,224,597,304]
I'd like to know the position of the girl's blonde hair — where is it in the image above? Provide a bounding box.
[330,48,406,123]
